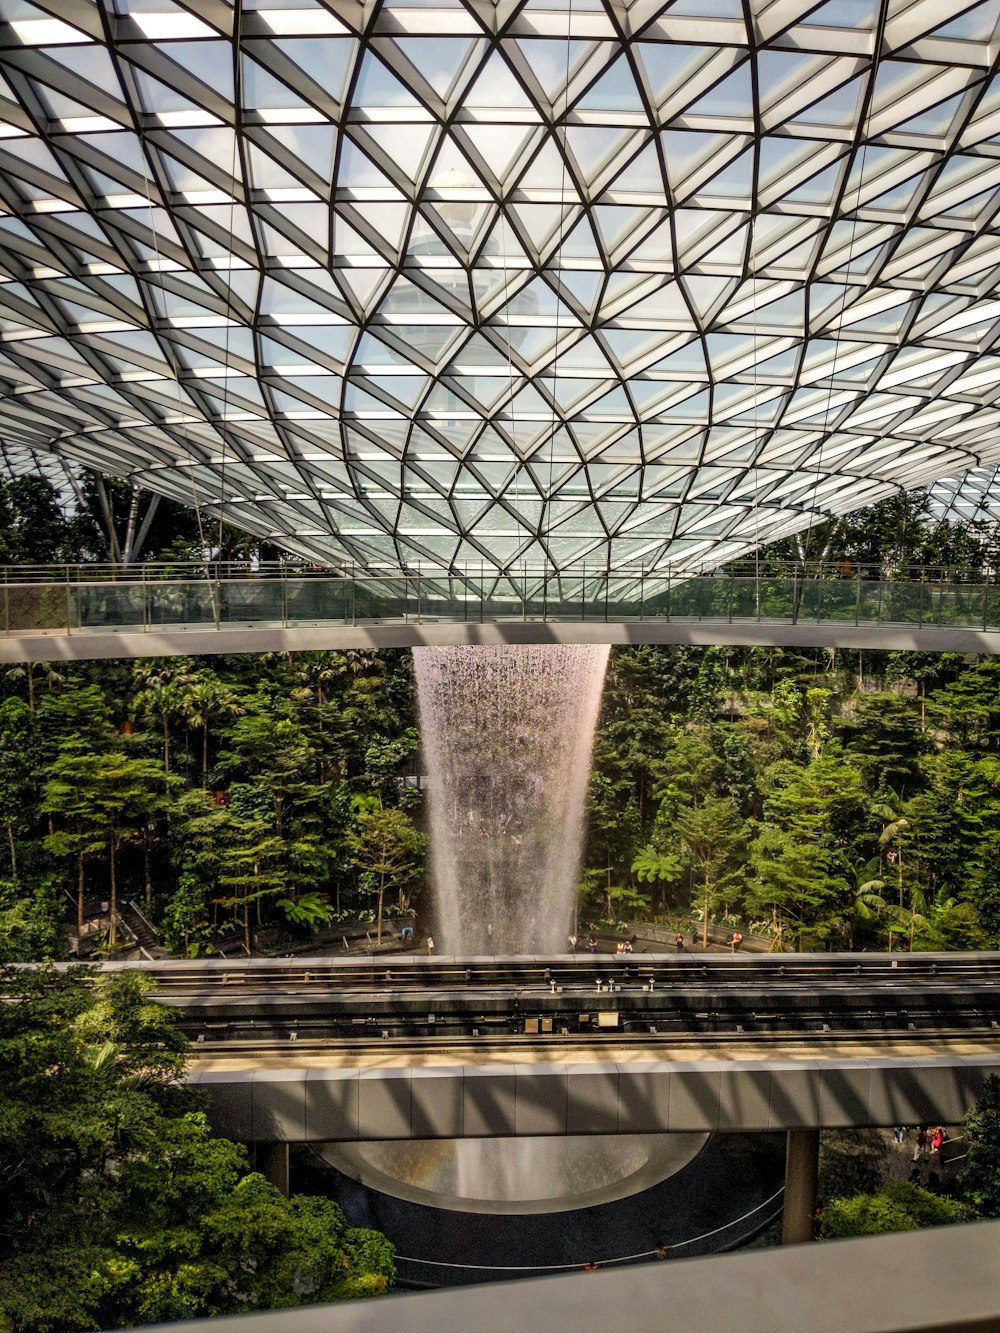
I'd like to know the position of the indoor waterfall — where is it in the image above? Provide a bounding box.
[412,643,610,955]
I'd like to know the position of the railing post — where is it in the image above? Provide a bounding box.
[986,569,994,630]
[282,570,288,627]
[65,567,72,637]
[639,569,645,620]
[855,571,862,626]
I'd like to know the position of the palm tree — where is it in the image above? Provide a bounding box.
[132,659,198,773]
[846,856,888,949]
[180,676,244,781]
[133,679,185,773]
[873,797,911,911]
[5,661,64,713]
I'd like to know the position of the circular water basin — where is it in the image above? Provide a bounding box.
[318,1132,708,1215]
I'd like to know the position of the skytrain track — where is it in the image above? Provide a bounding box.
[89,952,1000,1046]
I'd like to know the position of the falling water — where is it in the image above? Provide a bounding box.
[413,643,610,954]
[374,644,691,1215]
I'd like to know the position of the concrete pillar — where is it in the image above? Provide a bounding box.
[257,1141,290,1197]
[782,1128,819,1245]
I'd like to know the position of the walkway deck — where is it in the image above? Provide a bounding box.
[2,566,1000,658]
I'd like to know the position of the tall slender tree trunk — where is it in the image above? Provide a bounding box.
[144,828,152,912]
[377,869,385,945]
[702,874,710,949]
[26,665,33,714]
[244,899,251,955]
[202,721,209,783]
[108,840,117,948]
[5,820,16,880]
[163,718,170,774]
[76,851,85,937]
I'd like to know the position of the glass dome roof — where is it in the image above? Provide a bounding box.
[0,0,999,571]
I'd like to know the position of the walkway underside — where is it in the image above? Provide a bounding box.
[6,619,1000,661]
[188,1036,1000,1142]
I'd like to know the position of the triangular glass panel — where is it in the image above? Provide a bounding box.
[575,57,645,115]
[684,63,752,119]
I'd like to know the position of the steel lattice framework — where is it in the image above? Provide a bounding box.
[1,0,1000,571]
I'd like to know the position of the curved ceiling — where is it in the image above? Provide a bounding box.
[1,0,1000,571]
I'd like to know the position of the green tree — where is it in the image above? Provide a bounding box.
[748,827,849,950]
[347,803,426,944]
[0,698,35,879]
[675,796,746,948]
[959,1073,1000,1217]
[43,753,174,948]
[180,673,244,781]
[837,693,928,796]
[0,967,394,1330]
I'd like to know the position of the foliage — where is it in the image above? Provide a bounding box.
[959,1074,1000,1217]
[346,802,426,943]
[822,1182,971,1238]
[818,1129,889,1201]
[0,967,393,1330]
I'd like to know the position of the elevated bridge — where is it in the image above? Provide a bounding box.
[85,953,1000,1142]
[3,563,1000,659]
[89,952,1000,1244]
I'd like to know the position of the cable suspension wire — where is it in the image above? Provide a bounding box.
[805,0,888,568]
[215,0,245,569]
[542,0,575,584]
[136,102,209,565]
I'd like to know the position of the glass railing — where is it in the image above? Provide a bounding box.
[0,564,998,636]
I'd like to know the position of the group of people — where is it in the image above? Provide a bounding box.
[905,1125,949,1162]
[568,936,609,954]
[567,930,748,954]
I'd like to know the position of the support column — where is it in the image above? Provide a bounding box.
[782,1128,819,1245]
[257,1141,290,1197]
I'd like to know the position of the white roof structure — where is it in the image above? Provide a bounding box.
[1,0,1000,571]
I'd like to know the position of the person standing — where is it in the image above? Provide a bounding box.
[675,932,685,952]
[587,936,597,954]
[568,934,578,954]
[426,935,435,956]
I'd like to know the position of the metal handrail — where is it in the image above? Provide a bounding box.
[2,569,998,637]
[0,560,995,585]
